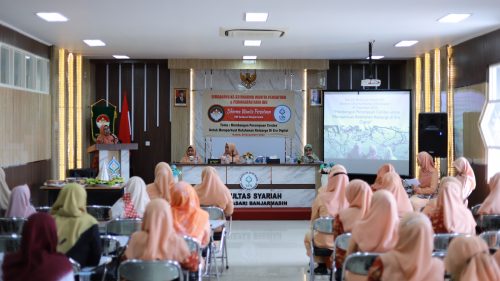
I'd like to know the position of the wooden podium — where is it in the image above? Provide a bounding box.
[87,143,138,181]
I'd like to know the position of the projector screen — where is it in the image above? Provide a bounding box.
[324,90,411,176]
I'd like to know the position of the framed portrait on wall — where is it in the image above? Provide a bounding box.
[174,88,188,107]
[309,88,323,106]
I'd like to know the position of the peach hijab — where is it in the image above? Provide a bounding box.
[180,145,202,164]
[453,157,476,201]
[318,165,349,217]
[478,172,500,215]
[125,199,190,261]
[222,143,240,163]
[433,177,476,234]
[195,166,234,215]
[171,181,210,246]
[371,163,395,191]
[417,151,437,188]
[351,190,399,252]
[146,162,175,202]
[338,179,372,232]
[445,236,500,281]
[379,212,444,281]
[379,171,413,218]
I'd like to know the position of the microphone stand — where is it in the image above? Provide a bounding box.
[231,152,234,164]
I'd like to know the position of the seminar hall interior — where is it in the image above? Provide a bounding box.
[1,1,500,281]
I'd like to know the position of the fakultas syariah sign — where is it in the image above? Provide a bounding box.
[203,91,295,137]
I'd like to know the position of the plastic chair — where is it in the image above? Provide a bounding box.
[86,205,112,221]
[201,206,228,272]
[106,218,142,236]
[35,206,51,213]
[184,235,202,281]
[0,234,21,253]
[479,214,500,232]
[0,217,27,235]
[100,235,122,281]
[433,233,471,252]
[431,251,446,260]
[118,259,184,281]
[470,204,482,217]
[479,230,500,252]
[332,232,352,280]
[341,252,379,281]
[309,217,334,281]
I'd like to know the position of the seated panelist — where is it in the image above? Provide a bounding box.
[180,145,202,164]
[300,144,320,164]
[220,142,240,164]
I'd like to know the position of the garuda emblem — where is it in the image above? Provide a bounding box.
[240,70,257,89]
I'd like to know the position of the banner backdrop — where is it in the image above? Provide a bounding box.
[203,91,295,137]
[91,104,117,141]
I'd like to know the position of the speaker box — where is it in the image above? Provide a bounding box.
[418,113,448,157]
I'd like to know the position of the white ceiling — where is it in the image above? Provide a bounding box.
[0,0,499,60]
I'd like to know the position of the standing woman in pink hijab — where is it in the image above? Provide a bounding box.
[410,151,439,211]
[304,164,349,274]
[453,157,476,205]
[146,162,175,202]
[367,212,444,281]
[371,163,395,191]
[477,172,500,215]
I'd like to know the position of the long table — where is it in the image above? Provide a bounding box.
[177,163,321,219]
[40,185,124,206]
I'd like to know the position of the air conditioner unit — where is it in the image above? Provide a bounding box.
[223,28,285,38]
[361,79,381,87]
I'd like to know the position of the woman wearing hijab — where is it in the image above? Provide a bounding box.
[371,163,395,191]
[146,162,175,202]
[51,183,102,267]
[300,144,321,164]
[445,236,500,281]
[453,157,476,204]
[125,199,197,272]
[304,165,349,274]
[110,176,150,219]
[367,212,444,281]
[410,151,439,211]
[220,142,240,164]
[378,172,413,218]
[96,124,118,144]
[332,179,372,273]
[171,181,211,248]
[426,177,476,234]
[0,167,11,213]
[180,145,202,164]
[2,213,74,281]
[5,184,36,218]
[477,172,500,215]
[195,166,234,216]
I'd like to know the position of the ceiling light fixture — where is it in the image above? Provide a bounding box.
[113,55,130,59]
[395,40,419,47]
[83,39,106,47]
[366,55,384,60]
[243,55,257,60]
[437,13,471,23]
[244,40,262,47]
[36,12,68,22]
[245,13,268,22]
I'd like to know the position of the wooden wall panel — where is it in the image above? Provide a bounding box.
[306,70,326,159]
[93,61,170,183]
[170,69,191,163]
[0,24,50,58]
[169,59,328,70]
[3,160,51,206]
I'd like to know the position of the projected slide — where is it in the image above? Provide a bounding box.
[324,91,411,176]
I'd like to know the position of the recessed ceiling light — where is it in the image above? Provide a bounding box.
[395,40,419,47]
[245,13,268,22]
[244,40,262,47]
[83,39,106,47]
[243,55,257,60]
[36,12,68,22]
[438,13,471,23]
[113,55,130,59]
[366,55,384,60]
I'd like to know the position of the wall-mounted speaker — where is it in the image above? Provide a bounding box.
[418,113,448,158]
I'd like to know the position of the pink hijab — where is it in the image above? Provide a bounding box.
[6,185,36,218]
[338,180,372,232]
[417,151,437,188]
[195,166,234,216]
[351,190,399,252]
[318,165,349,217]
[453,157,476,201]
[146,162,175,202]
[379,212,444,281]
[445,236,500,281]
[125,199,190,261]
[478,172,500,215]
[434,177,476,234]
[371,163,395,191]
[379,171,413,218]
